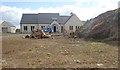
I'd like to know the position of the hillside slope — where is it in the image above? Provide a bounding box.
[82,8,119,40]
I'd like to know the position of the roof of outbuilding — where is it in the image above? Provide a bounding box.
[20,13,71,24]
[1,21,15,27]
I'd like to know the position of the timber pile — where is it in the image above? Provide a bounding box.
[63,29,79,38]
[25,29,51,39]
[69,30,80,38]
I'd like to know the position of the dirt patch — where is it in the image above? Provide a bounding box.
[2,34,118,68]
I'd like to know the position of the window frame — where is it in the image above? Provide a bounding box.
[41,26,45,29]
[31,26,35,31]
[69,26,73,30]
[24,26,28,31]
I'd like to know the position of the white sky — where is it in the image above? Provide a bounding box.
[0,0,119,28]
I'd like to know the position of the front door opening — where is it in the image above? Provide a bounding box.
[54,26,56,32]
[61,26,63,33]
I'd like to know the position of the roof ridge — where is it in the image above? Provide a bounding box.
[23,13,38,15]
[59,16,70,17]
[38,13,59,14]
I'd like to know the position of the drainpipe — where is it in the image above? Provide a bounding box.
[20,24,22,34]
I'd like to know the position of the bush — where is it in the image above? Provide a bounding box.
[16,29,20,33]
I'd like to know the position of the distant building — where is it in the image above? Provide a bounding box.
[1,21,16,33]
[20,13,83,33]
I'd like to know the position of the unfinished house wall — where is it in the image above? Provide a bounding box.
[10,27,16,33]
[65,14,83,32]
[21,24,38,33]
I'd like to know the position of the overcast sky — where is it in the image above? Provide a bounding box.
[0,0,119,28]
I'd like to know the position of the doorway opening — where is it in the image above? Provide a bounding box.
[53,26,56,32]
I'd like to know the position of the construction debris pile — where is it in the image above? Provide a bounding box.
[25,29,51,39]
[63,29,80,39]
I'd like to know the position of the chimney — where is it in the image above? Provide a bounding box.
[70,12,74,16]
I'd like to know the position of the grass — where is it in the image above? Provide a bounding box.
[2,34,118,68]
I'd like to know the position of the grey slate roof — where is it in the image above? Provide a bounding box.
[38,13,59,24]
[20,13,71,24]
[58,16,71,24]
[20,14,38,24]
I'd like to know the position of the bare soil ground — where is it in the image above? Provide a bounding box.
[2,33,118,68]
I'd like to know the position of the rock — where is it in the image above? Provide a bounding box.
[97,63,103,66]
[74,60,80,63]
[28,49,32,51]
[47,53,52,57]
